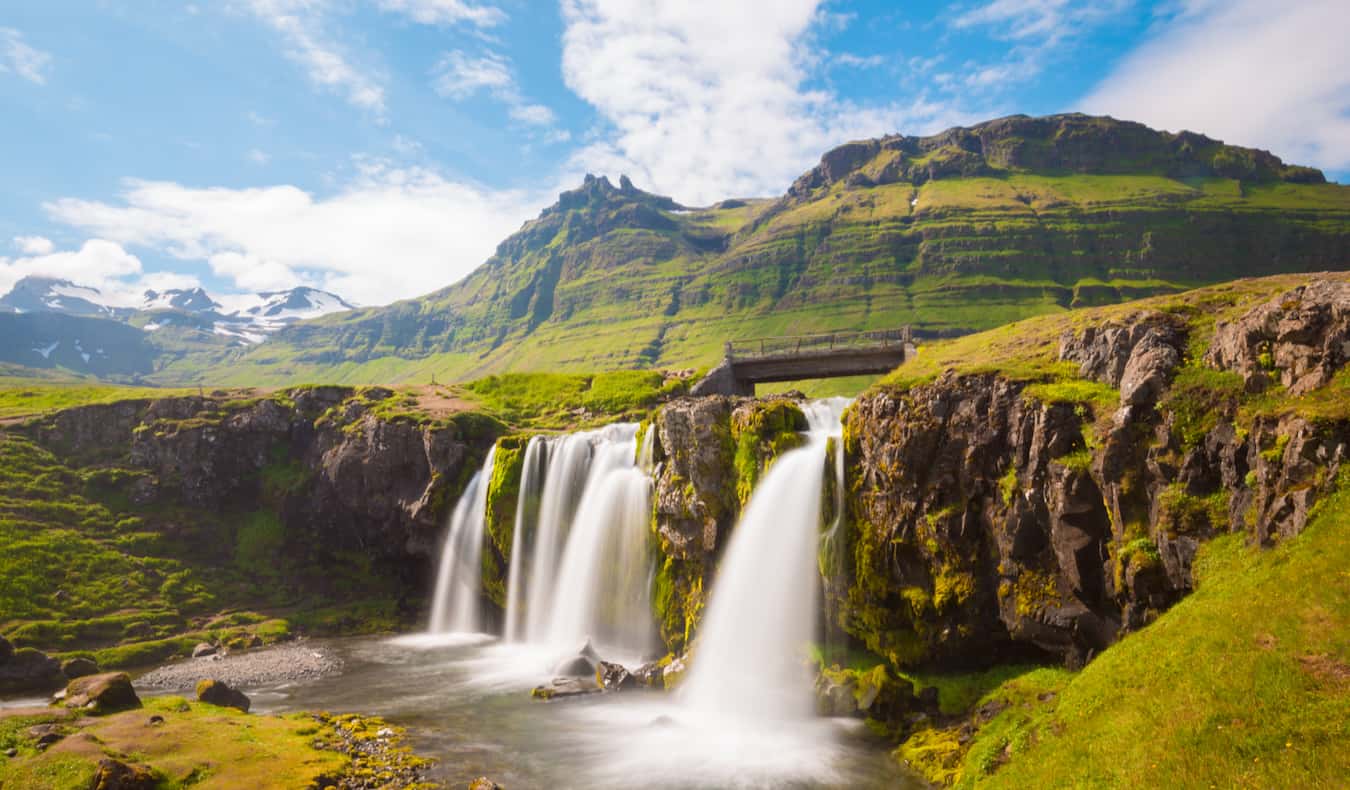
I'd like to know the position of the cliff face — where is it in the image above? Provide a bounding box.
[841,279,1349,668]
[25,387,497,598]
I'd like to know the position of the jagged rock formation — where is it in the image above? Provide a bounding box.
[841,278,1349,667]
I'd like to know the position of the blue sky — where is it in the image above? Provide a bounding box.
[1,0,1346,306]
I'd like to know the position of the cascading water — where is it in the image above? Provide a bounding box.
[501,423,657,654]
[428,447,496,634]
[504,436,547,642]
[546,424,656,654]
[680,398,850,721]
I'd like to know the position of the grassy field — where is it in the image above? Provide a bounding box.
[901,474,1350,788]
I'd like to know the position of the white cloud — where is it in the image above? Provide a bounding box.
[13,236,55,255]
[1082,0,1350,173]
[432,49,560,129]
[558,0,972,204]
[246,0,386,116]
[432,50,513,99]
[0,28,52,84]
[833,53,884,69]
[953,0,1129,46]
[246,110,276,126]
[376,0,505,27]
[45,165,547,305]
[247,149,272,165]
[0,239,180,306]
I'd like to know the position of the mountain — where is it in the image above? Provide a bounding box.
[0,277,353,379]
[189,113,1347,387]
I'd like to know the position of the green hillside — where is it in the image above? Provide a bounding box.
[156,114,1348,386]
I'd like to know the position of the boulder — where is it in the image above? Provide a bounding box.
[553,639,602,677]
[195,679,251,712]
[64,672,141,713]
[192,642,218,658]
[60,657,99,680]
[531,677,601,700]
[1118,332,1180,405]
[596,661,637,691]
[90,758,158,790]
[0,636,12,664]
[632,660,665,688]
[0,647,63,694]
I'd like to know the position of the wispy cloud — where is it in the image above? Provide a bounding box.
[1082,0,1350,174]
[245,0,386,116]
[0,28,52,85]
[376,0,505,27]
[246,149,271,165]
[950,0,1130,90]
[432,50,558,128]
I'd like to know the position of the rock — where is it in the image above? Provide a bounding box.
[1207,278,1350,395]
[650,715,677,728]
[0,647,64,694]
[192,642,218,658]
[596,661,637,691]
[918,686,941,711]
[147,715,165,726]
[553,638,602,677]
[632,660,665,688]
[531,677,600,700]
[661,656,688,690]
[196,679,251,712]
[469,779,503,790]
[65,672,141,713]
[0,636,12,664]
[60,657,99,680]
[90,758,158,790]
[34,732,63,750]
[1058,312,1184,396]
[1118,331,1181,405]
[3,747,15,758]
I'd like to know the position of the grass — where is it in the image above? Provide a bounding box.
[905,474,1350,788]
[457,369,687,428]
[0,696,357,789]
[0,383,194,421]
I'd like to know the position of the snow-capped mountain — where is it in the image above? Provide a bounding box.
[0,276,354,345]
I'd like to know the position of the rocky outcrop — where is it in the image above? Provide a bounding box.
[0,641,64,693]
[23,386,497,610]
[843,279,1350,667]
[1206,279,1350,394]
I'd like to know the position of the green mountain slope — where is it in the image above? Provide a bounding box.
[170,113,1349,386]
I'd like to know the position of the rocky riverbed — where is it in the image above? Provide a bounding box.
[135,642,342,691]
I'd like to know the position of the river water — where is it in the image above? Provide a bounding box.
[244,634,920,790]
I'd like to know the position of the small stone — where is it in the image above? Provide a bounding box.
[192,643,218,658]
[596,660,637,691]
[3,747,16,758]
[468,778,503,790]
[650,715,677,728]
[90,758,157,790]
[148,715,165,726]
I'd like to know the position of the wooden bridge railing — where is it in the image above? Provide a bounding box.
[724,327,911,360]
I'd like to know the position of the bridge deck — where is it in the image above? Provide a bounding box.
[691,327,913,396]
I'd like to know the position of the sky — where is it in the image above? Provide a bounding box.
[1,0,1346,308]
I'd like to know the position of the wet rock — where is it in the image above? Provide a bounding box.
[64,672,141,713]
[60,657,99,680]
[192,642,218,658]
[0,647,63,694]
[632,660,665,688]
[661,656,688,690]
[469,778,504,790]
[195,679,251,712]
[918,686,941,712]
[531,677,601,700]
[90,757,158,790]
[650,715,677,728]
[596,660,637,691]
[1207,278,1350,394]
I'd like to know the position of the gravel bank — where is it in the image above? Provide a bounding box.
[135,642,342,691]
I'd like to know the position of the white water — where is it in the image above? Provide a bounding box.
[680,398,850,721]
[546,425,656,654]
[506,423,657,654]
[503,436,547,642]
[427,446,496,634]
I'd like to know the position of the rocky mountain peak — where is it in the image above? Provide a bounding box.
[788,113,1327,201]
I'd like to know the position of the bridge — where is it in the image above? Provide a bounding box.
[690,328,915,396]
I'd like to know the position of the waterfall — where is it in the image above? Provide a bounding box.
[503,423,657,652]
[680,398,850,721]
[503,436,547,642]
[428,446,496,634]
[546,424,655,654]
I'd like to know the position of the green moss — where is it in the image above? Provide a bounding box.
[730,399,808,505]
[1162,364,1245,447]
[235,510,286,574]
[1158,483,1230,537]
[1052,448,1094,474]
[481,437,528,608]
[651,556,705,653]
